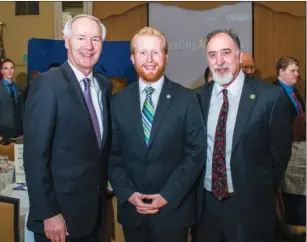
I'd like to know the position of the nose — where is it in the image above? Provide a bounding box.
[216,53,224,66]
[84,38,94,50]
[146,54,153,63]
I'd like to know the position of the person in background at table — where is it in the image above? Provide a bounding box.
[108,26,205,242]
[24,14,112,242]
[193,29,292,242]
[0,58,24,144]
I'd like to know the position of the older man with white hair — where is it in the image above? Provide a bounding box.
[24,14,112,242]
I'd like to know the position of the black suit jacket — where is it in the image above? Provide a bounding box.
[0,80,24,138]
[24,62,112,238]
[273,79,305,119]
[195,75,292,242]
[108,77,205,229]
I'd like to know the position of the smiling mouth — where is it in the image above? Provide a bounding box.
[144,66,157,71]
[81,53,93,57]
[215,68,229,75]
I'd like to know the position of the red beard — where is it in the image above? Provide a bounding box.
[135,64,165,83]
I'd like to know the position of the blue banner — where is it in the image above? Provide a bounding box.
[27,38,136,86]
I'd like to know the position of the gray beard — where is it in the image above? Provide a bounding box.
[213,71,234,86]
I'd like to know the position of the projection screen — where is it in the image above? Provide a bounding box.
[148,2,253,88]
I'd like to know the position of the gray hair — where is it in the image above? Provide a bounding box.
[206,29,241,50]
[63,14,106,40]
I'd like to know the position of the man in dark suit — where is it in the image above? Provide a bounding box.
[193,30,292,242]
[108,27,205,242]
[24,14,112,242]
[273,56,305,119]
[0,58,24,143]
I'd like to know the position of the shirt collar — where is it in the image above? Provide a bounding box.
[2,78,14,86]
[278,79,293,92]
[213,70,245,98]
[139,75,165,94]
[68,60,94,84]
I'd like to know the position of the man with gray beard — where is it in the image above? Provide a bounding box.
[193,30,292,242]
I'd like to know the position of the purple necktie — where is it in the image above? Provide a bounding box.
[82,78,101,148]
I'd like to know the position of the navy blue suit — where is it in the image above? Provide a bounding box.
[24,62,112,239]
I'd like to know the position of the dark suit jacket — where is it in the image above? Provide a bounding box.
[24,62,112,238]
[273,79,305,119]
[108,77,205,229]
[195,75,292,242]
[0,80,24,138]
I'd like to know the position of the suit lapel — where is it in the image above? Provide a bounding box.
[231,77,257,153]
[62,62,99,150]
[147,78,173,149]
[198,82,214,130]
[0,81,10,101]
[0,80,21,106]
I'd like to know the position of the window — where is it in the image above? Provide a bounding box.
[15,2,39,16]
[53,2,93,39]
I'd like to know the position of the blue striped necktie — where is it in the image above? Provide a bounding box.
[142,86,155,145]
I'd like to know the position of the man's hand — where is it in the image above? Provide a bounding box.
[128,192,159,215]
[44,213,69,242]
[143,194,168,209]
[0,136,3,141]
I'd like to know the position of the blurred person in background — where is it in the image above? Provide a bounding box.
[0,58,24,144]
[241,52,255,77]
[273,56,305,119]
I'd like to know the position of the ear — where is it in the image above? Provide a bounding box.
[64,37,69,50]
[130,54,135,65]
[165,54,168,63]
[238,51,243,64]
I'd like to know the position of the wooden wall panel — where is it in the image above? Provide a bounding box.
[254,3,306,98]
[93,3,148,41]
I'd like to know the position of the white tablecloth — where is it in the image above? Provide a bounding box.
[1,183,34,242]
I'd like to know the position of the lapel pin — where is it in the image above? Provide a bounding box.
[250,94,256,100]
[166,94,171,99]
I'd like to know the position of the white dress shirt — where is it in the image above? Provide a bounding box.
[68,60,104,140]
[139,76,165,111]
[204,70,245,193]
